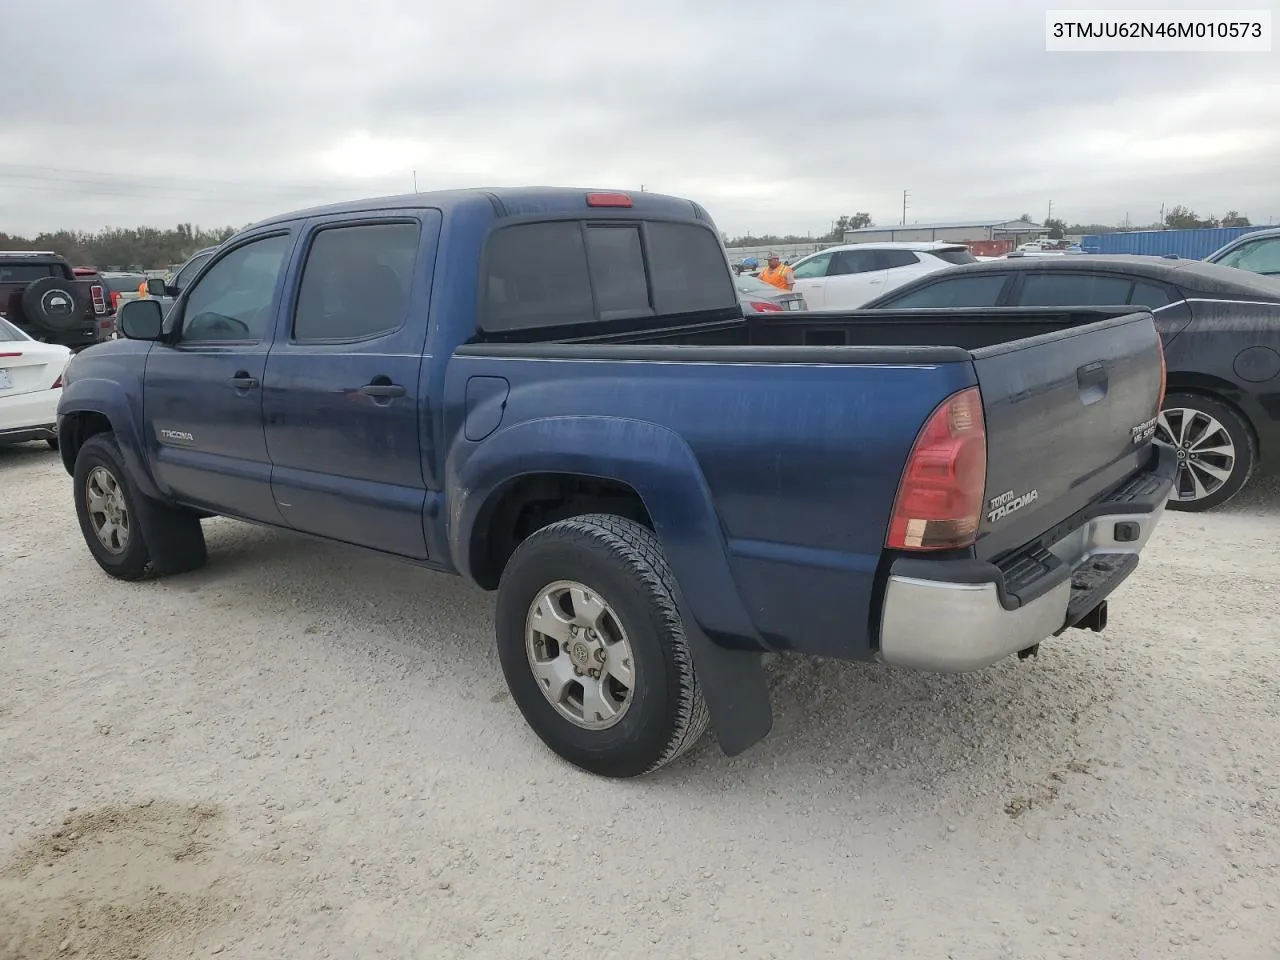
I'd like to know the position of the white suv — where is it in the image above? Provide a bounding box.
[788,242,975,309]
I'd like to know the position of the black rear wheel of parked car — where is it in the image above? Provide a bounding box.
[495,514,709,778]
[1158,392,1256,512]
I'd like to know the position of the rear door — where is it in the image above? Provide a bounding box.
[262,210,438,560]
[822,249,888,308]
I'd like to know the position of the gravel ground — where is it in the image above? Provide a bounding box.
[2,442,1278,960]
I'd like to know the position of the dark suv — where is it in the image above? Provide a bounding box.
[0,251,113,350]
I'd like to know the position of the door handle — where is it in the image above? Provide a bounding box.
[228,372,259,390]
[359,382,406,398]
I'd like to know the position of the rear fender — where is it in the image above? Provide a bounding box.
[450,416,755,643]
[57,377,161,499]
[448,415,773,756]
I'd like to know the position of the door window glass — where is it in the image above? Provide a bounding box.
[877,274,1008,308]
[791,253,832,279]
[180,234,291,342]
[293,222,420,341]
[1018,273,1133,306]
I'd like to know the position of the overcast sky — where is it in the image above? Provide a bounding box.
[3,0,1277,237]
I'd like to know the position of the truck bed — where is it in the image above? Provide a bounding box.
[568,305,1142,352]
[460,303,1164,573]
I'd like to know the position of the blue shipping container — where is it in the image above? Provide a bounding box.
[1081,226,1270,260]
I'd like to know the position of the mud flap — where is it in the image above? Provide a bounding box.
[673,586,773,757]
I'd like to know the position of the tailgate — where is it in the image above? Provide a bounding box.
[971,310,1163,560]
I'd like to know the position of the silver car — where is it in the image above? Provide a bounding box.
[734,273,807,313]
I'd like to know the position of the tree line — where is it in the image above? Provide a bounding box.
[0,223,240,271]
[4,205,1261,263]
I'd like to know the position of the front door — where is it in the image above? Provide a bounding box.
[262,211,439,560]
[144,231,296,521]
[790,251,834,308]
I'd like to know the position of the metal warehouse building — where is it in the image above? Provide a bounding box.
[843,218,1043,245]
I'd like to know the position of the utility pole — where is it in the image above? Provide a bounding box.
[412,169,418,193]
[1046,200,1053,224]
[901,190,909,226]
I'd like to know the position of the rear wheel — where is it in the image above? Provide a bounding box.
[1158,392,1255,512]
[495,514,709,778]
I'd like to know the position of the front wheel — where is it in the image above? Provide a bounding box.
[1158,392,1256,512]
[495,514,709,778]
[73,434,207,580]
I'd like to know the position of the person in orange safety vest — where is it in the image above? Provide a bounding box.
[758,253,794,291]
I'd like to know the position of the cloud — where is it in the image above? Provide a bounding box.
[2,0,1277,237]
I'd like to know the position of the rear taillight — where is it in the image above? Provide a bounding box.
[1156,335,1167,410]
[90,284,107,315]
[51,374,63,389]
[111,291,121,311]
[745,300,784,312]
[887,386,988,552]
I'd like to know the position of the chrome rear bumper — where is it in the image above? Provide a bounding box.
[877,454,1173,672]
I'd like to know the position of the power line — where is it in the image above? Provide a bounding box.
[0,161,360,193]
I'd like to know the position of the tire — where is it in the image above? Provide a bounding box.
[20,277,89,335]
[73,434,207,580]
[1159,392,1256,512]
[495,514,710,778]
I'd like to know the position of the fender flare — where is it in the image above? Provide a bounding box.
[58,377,162,499]
[449,415,759,646]
[448,415,774,755]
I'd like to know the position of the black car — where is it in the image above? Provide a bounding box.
[862,255,1280,512]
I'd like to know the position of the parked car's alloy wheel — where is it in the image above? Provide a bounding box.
[495,514,709,777]
[1158,392,1255,512]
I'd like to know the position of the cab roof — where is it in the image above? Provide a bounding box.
[249,187,708,231]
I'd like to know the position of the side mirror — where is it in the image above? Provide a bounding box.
[146,277,169,298]
[119,298,165,341]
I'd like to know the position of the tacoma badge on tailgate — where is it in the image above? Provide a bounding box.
[987,488,1039,523]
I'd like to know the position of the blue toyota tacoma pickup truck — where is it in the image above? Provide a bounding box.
[56,187,1175,777]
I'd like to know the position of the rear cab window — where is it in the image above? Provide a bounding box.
[481,219,737,337]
